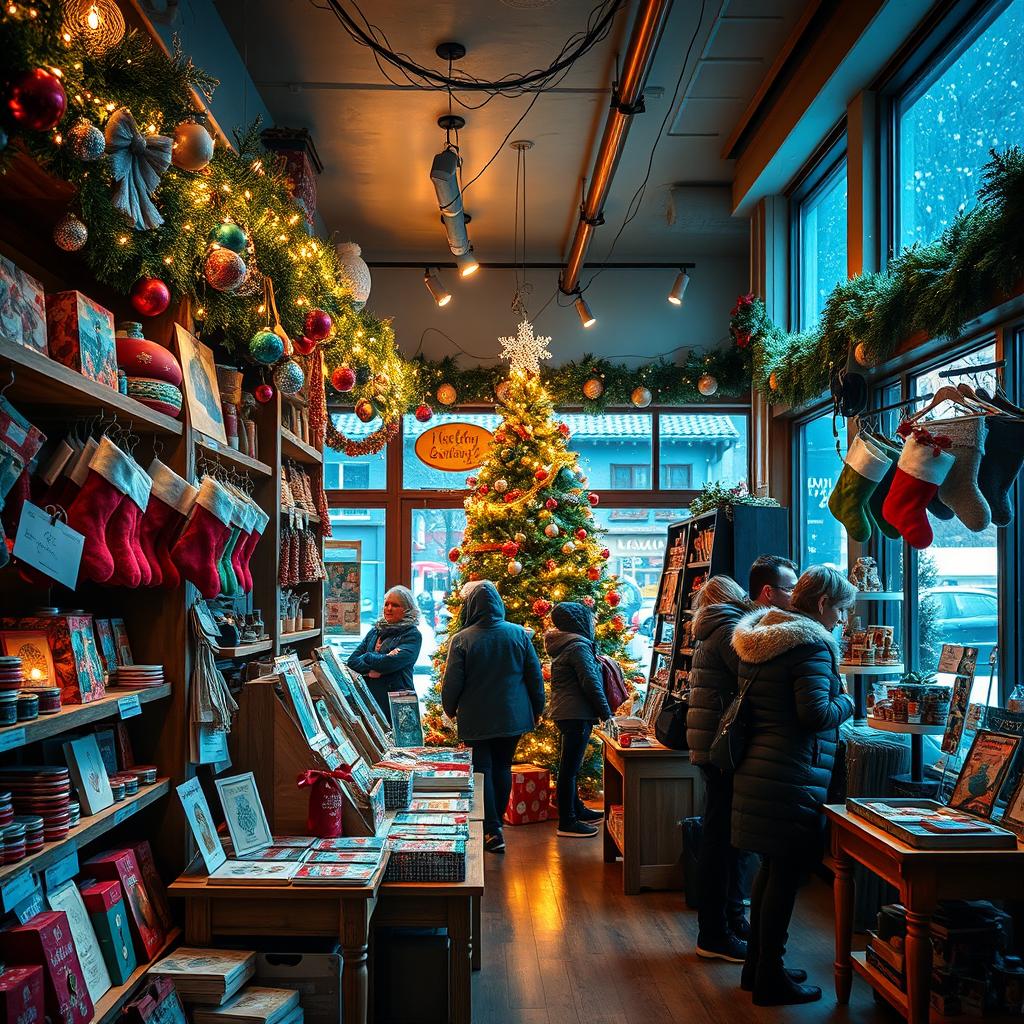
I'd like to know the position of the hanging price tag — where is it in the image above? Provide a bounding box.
[43,850,79,891]
[13,502,83,590]
[118,694,142,719]
[0,727,25,752]
[1,871,35,912]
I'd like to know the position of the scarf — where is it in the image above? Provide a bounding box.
[374,608,419,636]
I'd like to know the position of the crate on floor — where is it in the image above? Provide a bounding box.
[254,949,341,1024]
[372,928,448,1024]
[504,764,551,825]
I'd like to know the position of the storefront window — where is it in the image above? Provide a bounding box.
[798,161,848,328]
[403,413,497,490]
[658,413,748,490]
[557,414,652,489]
[323,413,387,490]
[324,508,386,657]
[797,413,848,571]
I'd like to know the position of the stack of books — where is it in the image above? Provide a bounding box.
[608,805,624,849]
[604,717,649,746]
[193,987,301,1024]
[150,949,256,1005]
[292,837,387,885]
[865,930,904,991]
[407,797,470,815]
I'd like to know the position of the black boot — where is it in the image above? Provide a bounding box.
[740,966,808,992]
[752,968,821,1006]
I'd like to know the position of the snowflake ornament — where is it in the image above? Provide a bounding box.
[499,319,552,374]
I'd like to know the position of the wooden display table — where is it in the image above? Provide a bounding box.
[825,803,1024,1023]
[596,731,705,894]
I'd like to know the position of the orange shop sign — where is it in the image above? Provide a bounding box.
[414,422,494,471]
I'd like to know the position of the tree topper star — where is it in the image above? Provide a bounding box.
[499,319,552,374]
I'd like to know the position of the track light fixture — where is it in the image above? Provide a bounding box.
[456,248,480,278]
[668,269,690,306]
[423,269,452,307]
[574,293,596,328]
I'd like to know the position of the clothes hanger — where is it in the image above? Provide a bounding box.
[954,381,1003,416]
[907,385,985,424]
[977,386,1024,419]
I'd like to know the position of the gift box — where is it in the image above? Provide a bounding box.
[0,964,44,1024]
[0,614,106,703]
[0,911,94,1024]
[504,764,551,826]
[122,977,187,1024]
[0,253,47,354]
[83,847,166,962]
[81,880,138,985]
[45,291,117,389]
[131,840,173,932]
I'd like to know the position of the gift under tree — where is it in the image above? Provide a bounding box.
[421,320,638,794]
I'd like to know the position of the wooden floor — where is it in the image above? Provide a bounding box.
[473,820,896,1024]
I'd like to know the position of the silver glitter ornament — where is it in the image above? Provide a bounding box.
[68,119,105,161]
[273,359,305,396]
[54,212,88,252]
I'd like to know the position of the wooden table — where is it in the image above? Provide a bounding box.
[597,730,705,894]
[825,804,1024,1023]
[374,820,485,1024]
[168,856,388,1024]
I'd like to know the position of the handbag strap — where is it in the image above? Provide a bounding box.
[731,667,758,713]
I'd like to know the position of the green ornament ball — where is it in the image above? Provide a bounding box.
[208,221,249,254]
[249,329,284,365]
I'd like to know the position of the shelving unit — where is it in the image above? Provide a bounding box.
[91,928,181,1024]
[281,427,322,464]
[195,432,272,476]
[279,626,322,644]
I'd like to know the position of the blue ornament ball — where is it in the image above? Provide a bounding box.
[249,329,284,365]
[273,359,305,396]
[208,221,248,254]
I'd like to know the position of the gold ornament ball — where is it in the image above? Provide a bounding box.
[514,532,526,544]
[495,380,511,404]
[631,385,652,408]
[854,342,873,367]
[697,373,719,397]
[544,523,560,538]
[507,560,523,576]
[582,377,604,401]
[561,541,576,555]
[539,510,551,520]
[768,371,779,391]
[437,383,457,406]
[493,478,508,493]
[172,120,214,171]
[354,398,375,423]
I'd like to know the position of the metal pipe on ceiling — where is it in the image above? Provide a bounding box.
[559,0,674,296]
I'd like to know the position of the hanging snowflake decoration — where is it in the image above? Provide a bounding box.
[499,319,552,374]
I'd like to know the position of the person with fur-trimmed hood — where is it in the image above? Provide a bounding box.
[730,565,857,1007]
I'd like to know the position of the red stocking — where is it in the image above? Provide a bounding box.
[881,426,955,549]
[105,453,151,588]
[234,506,269,594]
[141,460,197,589]
[171,476,234,598]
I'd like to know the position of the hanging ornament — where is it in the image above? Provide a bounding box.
[587,566,600,581]
[303,309,333,342]
[292,336,317,356]
[437,383,457,406]
[477,484,489,495]
[697,373,719,397]
[606,591,621,607]
[532,599,552,617]
[582,377,604,401]
[611,614,626,631]
[67,119,104,161]
[104,108,171,231]
[273,360,305,396]
[583,596,595,608]
[575,469,587,483]
[501,448,514,462]
[769,371,779,391]
[499,319,552,374]
[372,373,390,396]
[507,560,523,577]
[501,541,519,559]
[204,247,247,292]
[8,69,66,132]
[331,366,356,392]
[538,509,551,520]
[171,120,214,171]
[575,528,587,541]
[600,548,610,560]
[448,547,461,563]
[336,241,371,308]
[414,403,433,423]
[208,220,249,254]
[561,541,576,555]
[534,468,548,482]
[249,329,284,365]
[493,479,508,494]
[354,398,375,423]
[255,383,275,403]
[129,277,170,317]
[545,498,558,511]
[545,559,557,571]
[558,422,571,439]
[588,493,599,507]
[854,342,874,368]
[514,532,527,545]
[631,386,652,408]
[544,523,560,539]
[53,213,87,252]
[495,380,511,405]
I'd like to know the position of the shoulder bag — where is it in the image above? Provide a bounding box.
[709,669,758,771]
[654,691,689,750]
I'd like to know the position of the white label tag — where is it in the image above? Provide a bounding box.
[13,502,84,590]
[118,694,141,719]
[195,724,228,764]
[0,727,25,752]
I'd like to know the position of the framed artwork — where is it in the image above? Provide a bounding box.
[275,653,329,752]
[0,630,55,685]
[214,772,272,858]
[389,691,424,747]
[175,776,226,873]
[174,323,227,445]
[94,620,118,675]
[948,730,1020,818]
[111,618,133,667]
[63,734,114,815]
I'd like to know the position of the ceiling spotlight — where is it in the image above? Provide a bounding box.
[575,294,596,328]
[668,270,690,306]
[431,113,480,266]
[424,269,452,307]
[456,249,480,278]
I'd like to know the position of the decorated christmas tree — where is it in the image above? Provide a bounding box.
[422,320,639,792]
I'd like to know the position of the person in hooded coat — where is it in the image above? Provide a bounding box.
[730,565,856,1007]
[442,581,545,853]
[544,602,613,838]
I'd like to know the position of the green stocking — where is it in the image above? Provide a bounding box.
[218,525,242,596]
[828,435,892,542]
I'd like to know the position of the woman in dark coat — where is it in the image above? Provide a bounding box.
[685,576,755,963]
[347,585,423,724]
[543,602,612,838]
[442,582,545,853]
[730,565,856,1006]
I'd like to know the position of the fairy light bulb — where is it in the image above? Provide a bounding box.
[86,4,100,28]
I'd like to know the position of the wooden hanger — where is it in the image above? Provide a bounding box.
[908,385,985,424]
[955,382,1004,415]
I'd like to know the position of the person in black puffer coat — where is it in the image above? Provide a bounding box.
[685,576,755,964]
[544,602,613,838]
[730,565,857,1007]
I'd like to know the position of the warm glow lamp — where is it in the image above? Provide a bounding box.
[424,269,452,307]
[456,249,480,277]
[668,269,690,306]
[575,294,596,328]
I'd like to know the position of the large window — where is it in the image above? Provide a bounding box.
[796,158,848,329]
[557,414,653,490]
[897,0,1024,249]
[659,413,748,489]
[796,411,848,572]
[323,414,387,490]
[324,508,386,656]
[403,413,497,490]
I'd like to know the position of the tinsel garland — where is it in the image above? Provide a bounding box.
[325,415,399,456]
[306,348,332,538]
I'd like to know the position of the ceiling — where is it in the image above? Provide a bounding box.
[213,0,807,263]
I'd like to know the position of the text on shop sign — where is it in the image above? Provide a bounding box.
[415,423,494,471]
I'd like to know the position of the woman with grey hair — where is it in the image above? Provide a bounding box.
[728,565,856,1006]
[347,585,423,723]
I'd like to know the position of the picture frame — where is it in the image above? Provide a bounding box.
[389,691,424,747]
[941,674,972,754]
[63,734,114,815]
[174,323,227,445]
[948,730,1021,818]
[110,618,133,667]
[214,772,273,859]
[175,776,227,873]
[0,629,55,686]
[999,771,1024,838]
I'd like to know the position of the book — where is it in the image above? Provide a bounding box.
[215,772,273,858]
[241,846,310,862]
[122,975,188,1024]
[846,798,1018,849]
[292,863,380,886]
[407,799,471,814]
[63,733,114,815]
[269,835,315,848]
[865,946,905,991]
[46,880,112,1003]
[388,691,424,747]
[150,948,256,1005]
[303,850,385,865]
[866,930,904,973]
[132,840,174,932]
[193,987,300,1024]
[176,776,227,874]
[84,847,166,960]
[208,861,299,886]
[80,880,137,985]
[312,836,387,851]
[393,813,469,826]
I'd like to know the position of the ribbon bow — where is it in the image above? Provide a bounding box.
[297,766,352,788]
[105,108,172,231]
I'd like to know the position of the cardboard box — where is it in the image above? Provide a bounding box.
[0,613,106,704]
[0,253,47,354]
[83,848,166,962]
[504,764,550,826]
[0,965,44,1024]
[80,880,137,985]
[255,951,341,1024]
[45,291,116,388]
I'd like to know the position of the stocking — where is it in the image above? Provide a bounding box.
[227,500,255,595]
[881,427,955,549]
[144,460,197,590]
[936,417,991,532]
[827,435,891,542]
[171,476,234,598]
[66,437,138,583]
[218,526,242,596]
[106,455,151,588]
[977,416,1024,527]
[863,436,903,542]
[235,506,269,594]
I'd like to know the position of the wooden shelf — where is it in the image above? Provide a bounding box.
[195,433,272,476]
[840,663,905,676]
[0,780,169,887]
[687,560,711,569]
[0,685,170,751]
[605,820,624,857]
[92,927,181,1024]
[279,627,322,644]
[281,506,320,523]
[212,640,273,659]
[868,718,946,736]
[0,335,183,435]
[679,648,695,657]
[281,428,322,465]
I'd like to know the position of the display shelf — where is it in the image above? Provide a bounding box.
[0,335,183,436]
[281,428,322,465]
[840,663,905,676]
[0,780,169,886]
[687,560,710,569]
[679,648,695,657]
[867,719,946,736]
[92,927,181,1024]
[195,433,272,477]
[280,627,322,644]
[212,640,273,659]
[854,592,905,601]
[0,685,171,750]
[605,820,624,857]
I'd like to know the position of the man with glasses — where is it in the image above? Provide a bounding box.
[749,555,799,609]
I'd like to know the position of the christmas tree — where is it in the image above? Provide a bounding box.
[422,320,639,792]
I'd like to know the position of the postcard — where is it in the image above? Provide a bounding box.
[948,730,1020,817]
[176,776,227,873]
[215,772,273,858]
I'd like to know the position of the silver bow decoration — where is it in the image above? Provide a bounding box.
[104,108,172,231]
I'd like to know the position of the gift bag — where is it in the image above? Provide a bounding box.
[297,767,352,838]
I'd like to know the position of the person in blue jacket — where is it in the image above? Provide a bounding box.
[442,581,545,854]
[347,585,423,724]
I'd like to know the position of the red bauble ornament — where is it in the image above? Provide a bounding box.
[534,468,548,482]
[8,69,66,131]
[588,493,599,507]
[478,484,489,495]
[466,476,478,488]
[503,493,516,504]
[330,366,356,392]
[501,541,519,559]
[606,591,621,607]
[508,489,522,501]
[575,528,587,541]
[600,548,610,560]
[469,572,481,581]
[545,498,558,511]
[611,614,626,631]
[587,567,600,581]
[303,308,333,342]
[542,664,552,682]
[583,596,595,608]
[255,383,274,403]
[130,277,171,317]
[545,559,557,572]
[532,599,552,617]
[448,547,461,563]
[558,422,570,438]
[292,335,317,356]
[415,403,433,423]
[495,430,507,443]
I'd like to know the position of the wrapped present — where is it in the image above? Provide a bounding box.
[122,977,187,1024]
[83,847,165,962]
[504,764,551,826]
[0,613,106,703]
[0,965,44,1024]
[45,291,117,389]
[80,880,137,985]
[0,253,47,354]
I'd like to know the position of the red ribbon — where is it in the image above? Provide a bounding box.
[897,421,953,456]
[296,766,352,788]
